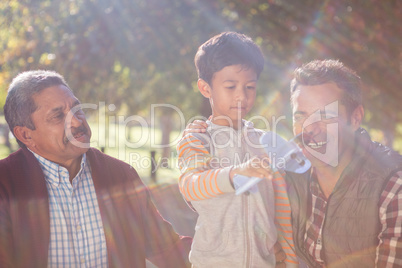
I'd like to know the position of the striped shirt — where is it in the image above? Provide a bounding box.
[31,151,108,268]
[272,171,298,266]
[177,121,298,266]
[304,170,402,267]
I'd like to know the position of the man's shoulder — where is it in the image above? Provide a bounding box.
[0,148,40,194]
[87,148,131,168]
[86,148,142,188]
[86,147,141,180]
[0,148,26,170]
[364,142,402,178]
[356,128,402,178]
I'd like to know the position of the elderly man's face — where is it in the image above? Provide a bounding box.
[28,85,92,165]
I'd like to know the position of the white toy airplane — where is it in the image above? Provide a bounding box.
[234,132,311,195]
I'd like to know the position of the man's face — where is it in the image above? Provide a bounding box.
[28,85,92,165]
[202,64,257,128]
[291,83,358,168]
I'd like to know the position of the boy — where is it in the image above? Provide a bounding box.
[177,32,297,267]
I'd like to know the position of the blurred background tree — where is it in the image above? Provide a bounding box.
[1,0,401,160]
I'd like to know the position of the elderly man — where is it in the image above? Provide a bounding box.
[0,70,191,268]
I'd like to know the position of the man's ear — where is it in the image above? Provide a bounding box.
[197,79,211,98]
[13,126,35,148]
[351,105,364,131]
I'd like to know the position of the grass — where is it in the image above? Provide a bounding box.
[89,122,182,185]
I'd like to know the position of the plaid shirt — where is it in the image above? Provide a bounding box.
[31,151,108,268]
[304,169,402,267]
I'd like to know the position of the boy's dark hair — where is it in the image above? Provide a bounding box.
[194,32,264,85]
[4,70,70,148]
[290,59,362,115]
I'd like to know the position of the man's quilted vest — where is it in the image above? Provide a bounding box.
[286,128,402,268]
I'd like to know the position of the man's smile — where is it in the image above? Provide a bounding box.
[307,140,328,149]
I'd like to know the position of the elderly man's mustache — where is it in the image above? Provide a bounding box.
[64,125,88,145]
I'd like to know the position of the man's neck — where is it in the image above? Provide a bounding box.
[63,157,83,183]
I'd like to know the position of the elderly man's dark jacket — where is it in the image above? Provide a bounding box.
[0,147,191,268]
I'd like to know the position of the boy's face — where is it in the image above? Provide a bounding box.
[198,64,258,129]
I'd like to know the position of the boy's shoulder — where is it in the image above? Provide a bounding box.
[178,132,213,152]
[248,127,265,138]
[242,120,265,136]
[177,120,266,152]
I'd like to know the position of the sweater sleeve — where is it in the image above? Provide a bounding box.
[87,148,192,267]
[272,171,299,266]
[0,149,50,268]
[124,165,192,268]
[177,134,234,202]
[143,189,192,267]
[0,179,13,268]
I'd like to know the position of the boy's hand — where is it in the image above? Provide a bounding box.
[230,155,273,181]
[273,241,287,267]
[182,120,207,137]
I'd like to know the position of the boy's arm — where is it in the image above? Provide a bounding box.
[177,134,273,202]
[177,134,234,201]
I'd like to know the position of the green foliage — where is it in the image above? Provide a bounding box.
[0,0,401,149]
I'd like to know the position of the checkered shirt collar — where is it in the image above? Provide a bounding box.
[28,149,87,187]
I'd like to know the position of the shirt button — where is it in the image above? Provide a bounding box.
[77,225,81,231]
[81,258,85,263]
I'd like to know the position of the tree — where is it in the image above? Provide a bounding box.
[1,0,401,158]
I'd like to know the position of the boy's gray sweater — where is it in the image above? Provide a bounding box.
[187,120,277,268]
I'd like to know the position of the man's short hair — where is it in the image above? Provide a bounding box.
[290,59,362,115]
[194,32,264,85]
[4,70,70,148]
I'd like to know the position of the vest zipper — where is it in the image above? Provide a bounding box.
[241,129,251,268]
[320,168,348,264]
